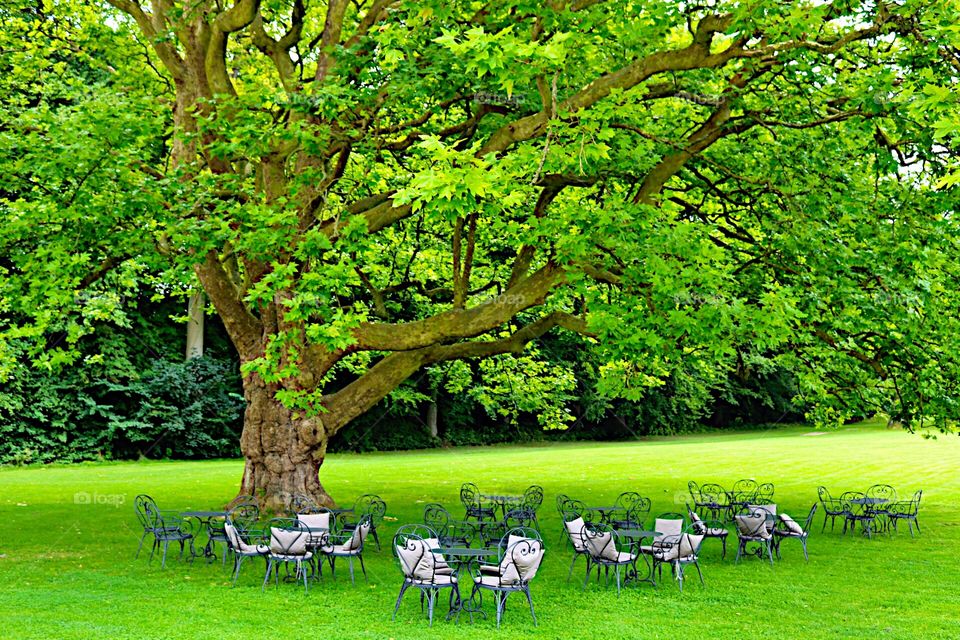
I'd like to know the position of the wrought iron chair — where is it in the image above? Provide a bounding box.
[865,484,898,532]
[608,492,645,529]
[774,504,817,561]
[460,482,496,522]
[730,479,759,515]
[291,493,321,513]
[755,482,775,503]
[889,489,922,537]
[220,502,261,569]
[560,507,590,582]
[698,483,729,521]
[392,524,459,627]
[470,528,545,628]
[734,506,775,566]
[687,504,729,559]
[262,518,313,593]
[649,525,705,592]
[224,517,268,586]
[423,503,475,547]
[338,494,386,550]
[322,514,373,584]
[688,481,703,509]
[297,507,334,578]
[580,521,638,596]
[513,485,544,530]
[638,513,685,571]
[555,494,572,543]
[817,486,848,532]
[479,519,510,550]
[841,491,876,538]
[137,496,195,569]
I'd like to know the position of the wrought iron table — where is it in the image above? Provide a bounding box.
[616,529,660,587]
[181,510,228,562]
[431,546,498,623]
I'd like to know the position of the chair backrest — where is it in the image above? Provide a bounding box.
[423,503,451,531]
[291,494,320,513]
[460,482,482,508]
[580,521,622,562]
[735,508,772,538]
[687,481,701,503]
[801,503,819,530]
[733,479,758,500]
[268,518,309,556]
[297,508,333,532]
[679,524,705,557]
[355,494,387,524]
[840,491,864,511]
[866,484,897,503]
[700,483,728,505]
[501,529,545,583]
[522,485,544,511]
[142,499,167,530]
[654,512,685,538]
[627,497,651,526]
[393,524,442,580]
[561,498,586,519]
[480,520,509,548]
[614,491,641,511]
[504,507,537,529]
[225,518,262,554]
[817,486,833,503]
[556,493,570,514]
[134,494,156,529]
[756,483,775,502]
[230,503,260,529]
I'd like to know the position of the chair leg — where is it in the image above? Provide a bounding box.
[359,554,368,582]
[329,556,336,579]
[720,536,727,559]
[161,541,170,569]
[582,557,591,590]
[567,553,579,582]
[675,562,683,593]
[427,589,435,627]
[766,541,774,566]
[914,518,920,535]
[524,586,537,627]
[262,560,273,592]
[801,538,809,561]
[614,565,621,597]
[694,561,704,586]
[135,532,147,559]
[233,555,245,586]
[393,580,410,620]
[348,557,355,585]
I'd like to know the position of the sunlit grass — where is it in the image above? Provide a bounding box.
[1,420,958,639]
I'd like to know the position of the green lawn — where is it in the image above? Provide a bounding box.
[1,421,958,639]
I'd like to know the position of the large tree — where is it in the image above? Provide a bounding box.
[2,0,959,508]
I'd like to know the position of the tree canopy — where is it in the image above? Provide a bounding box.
[2,0,959,505]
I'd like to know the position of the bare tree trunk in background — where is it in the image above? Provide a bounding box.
[186,291,204,359]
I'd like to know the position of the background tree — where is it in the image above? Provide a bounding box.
[2,0,958,509]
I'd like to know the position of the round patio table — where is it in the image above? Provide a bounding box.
[615,529,660,587]
[430,546,498,623]
[848,497,890,537]
[480,495,523,519]
[585,506,620,523]
[181,510,228,562]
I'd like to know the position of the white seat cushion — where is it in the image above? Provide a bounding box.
[565,517,587,551]
[270,528,308,555]
[735,514,770,539]
[297,513,331,531]
[779,514,804,535]
[654,518,683,538]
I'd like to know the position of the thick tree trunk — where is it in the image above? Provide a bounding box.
[233,374,335,512]
[185,291,204,359]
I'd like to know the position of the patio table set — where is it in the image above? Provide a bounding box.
[818,485,922,538]
[134,492,385,590]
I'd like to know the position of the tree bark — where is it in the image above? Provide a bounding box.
[185,291,204,359]
[234,373,336,511]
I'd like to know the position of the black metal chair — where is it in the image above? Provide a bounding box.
[339,494,386,550]
[514,485,544,530]
[687,504,729,559]
[291,493,321,513]
[865,484,898,532]
[322,513,373,584]
[889,489,922,537]
[649,525,705,592]
[136,495,195,569]
[262,518,312,593]
[560,507,590,582]
[580,521,638,596]
[730,479,759,515]
[423,503,475,547]
[392,524,459,627]
[774,504,817,561]
[224,517,268,586]
[460,482,496,522]
[817,486,848,532]
[608,492,645,529]
[734,506,775,566]
[470,528,545,628]
[698,483,729,521]
[755,482,775,503]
